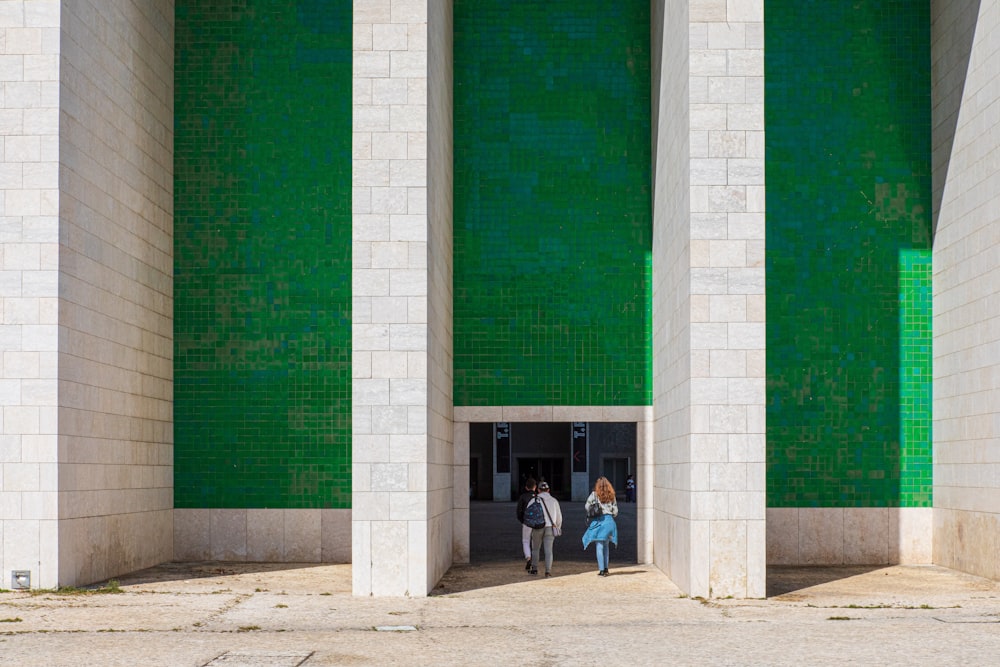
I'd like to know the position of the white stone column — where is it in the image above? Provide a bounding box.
[353,0,453,597]
[0,0,175,589]
[0,0,61,590]
[652,0,765,599]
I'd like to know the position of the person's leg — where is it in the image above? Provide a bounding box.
[601,539,611,572]
[543,527,554,575]
[530,528,542,574]
[595,540,607,573]
[522,524,532,568]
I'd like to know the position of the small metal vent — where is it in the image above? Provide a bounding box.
[11,571,30,589]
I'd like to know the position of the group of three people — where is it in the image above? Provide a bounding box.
[516,475,621,577]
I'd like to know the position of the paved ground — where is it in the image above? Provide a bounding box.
[2,502,1000,666]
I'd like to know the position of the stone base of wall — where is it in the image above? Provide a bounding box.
[59,510,174,588]
[934,508,1000,580]
[767,507,932,565]
[174,509,351,563]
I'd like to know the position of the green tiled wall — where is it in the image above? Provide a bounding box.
[453,1,652,407]
[765,1,932,507]
[173,1,352,509]
[898,250,932,506]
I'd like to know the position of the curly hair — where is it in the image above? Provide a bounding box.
[594,476,616,504]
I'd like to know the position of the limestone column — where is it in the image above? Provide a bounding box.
[352,0,453,597]
[0,0,62,590]
[651,0,765,599]
[0,0,175,589]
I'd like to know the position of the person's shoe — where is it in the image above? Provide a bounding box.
[530,568,538,575]
[544,572,551,578]
[602,569,610,576]
[597,570,604,576]
[525,558,532,571]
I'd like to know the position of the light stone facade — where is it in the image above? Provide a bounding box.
[650,0,766,599]
[173,508,351,563]
[931,0,1000,580]
[767,508,933,565]
[0,0,174,589]
[1,0,997,599]
[0,0,62,591]
[351,0,455,597]
[57,0,175,586]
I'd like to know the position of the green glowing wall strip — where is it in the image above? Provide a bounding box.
[765,1,932,507]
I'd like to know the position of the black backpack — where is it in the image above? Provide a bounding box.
[522,496,546,529]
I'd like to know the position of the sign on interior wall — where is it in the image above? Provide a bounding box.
[494,422,511,473]
[572,422,587,473]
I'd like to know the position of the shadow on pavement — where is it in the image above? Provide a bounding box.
[766,565,890,598]
[104,561,326,587]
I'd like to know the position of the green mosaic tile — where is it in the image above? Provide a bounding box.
[765,1,932,508]
[173,1,352,509]
[898,250,932,506]
[453,0,653,407]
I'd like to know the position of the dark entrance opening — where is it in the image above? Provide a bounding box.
[467,421,638,568]
[468,500,638,567]
[516,457,567,500]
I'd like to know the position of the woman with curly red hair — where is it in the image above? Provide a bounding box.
[582,476,619,576]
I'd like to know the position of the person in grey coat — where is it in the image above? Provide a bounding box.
[529,481,563,577]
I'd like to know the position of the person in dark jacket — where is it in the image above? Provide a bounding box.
[515,477,538,571]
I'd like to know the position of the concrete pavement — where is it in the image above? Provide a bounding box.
[2,503,999,666]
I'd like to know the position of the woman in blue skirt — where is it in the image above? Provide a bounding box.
[582,476,619,576]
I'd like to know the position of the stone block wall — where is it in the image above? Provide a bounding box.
[652,0,766,599]
[0,0,175,589]
[352,0,453,597]
[932,0,1000,579]
[0,0,62,590]
[57,0,175,586]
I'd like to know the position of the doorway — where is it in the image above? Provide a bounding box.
[516,457,567,500]
[602,457,630,498]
